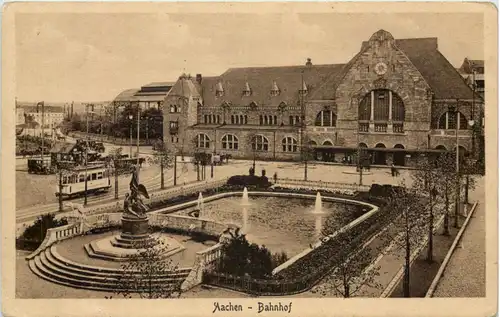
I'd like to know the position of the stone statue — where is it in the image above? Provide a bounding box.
[123,167,150,219]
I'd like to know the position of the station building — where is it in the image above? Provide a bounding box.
[163,29,483,166]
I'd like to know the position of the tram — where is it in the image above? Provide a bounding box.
[55,165,111,199]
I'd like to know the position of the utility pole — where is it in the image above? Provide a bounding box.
[84,104,91,206]
[357,125,363,186]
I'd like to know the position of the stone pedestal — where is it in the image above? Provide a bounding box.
[121,215,150,236]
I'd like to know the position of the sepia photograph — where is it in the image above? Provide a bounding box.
[2,2,497,317]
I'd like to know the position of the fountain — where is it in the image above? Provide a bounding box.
[241,187,250,206]
[312,192,325,214]
[241,187,251,233]
[197,192,205,215]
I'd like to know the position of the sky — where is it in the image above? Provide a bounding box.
[15,12,484,102]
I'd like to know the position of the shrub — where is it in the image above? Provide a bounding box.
[227,175,271,188]
[19,213,68,248]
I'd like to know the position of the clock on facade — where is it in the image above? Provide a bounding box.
[374,62,388,75]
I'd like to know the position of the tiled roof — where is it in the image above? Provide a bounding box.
[199,64,344,108]
[114,88,140,101]
[395,38,478,99]
[311,37,478,100]
[168,77,201,99]
[50,141,76,154]
[142,82,176,88]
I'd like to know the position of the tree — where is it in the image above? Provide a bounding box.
[149,140,174,190]
[20,213,68,247]
[411,158,441,262]
[386,186,427,297]
[217,228,287,279]
[107,237,182,299]
[434,152,461,235]
[109,147,131,200]
[246,133,257,172]
[314,210,383,298]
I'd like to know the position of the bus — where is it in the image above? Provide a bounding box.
[55,165,111,199]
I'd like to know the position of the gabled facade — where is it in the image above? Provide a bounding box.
[163,30,483,166]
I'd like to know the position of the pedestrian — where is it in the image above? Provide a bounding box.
[391,163,395,177]
[273,172,278,183]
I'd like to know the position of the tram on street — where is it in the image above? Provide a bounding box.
[55,165,111,199]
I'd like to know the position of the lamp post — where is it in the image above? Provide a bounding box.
[448,101,460,228]
[136,104,140,182]
[128,114,133,158]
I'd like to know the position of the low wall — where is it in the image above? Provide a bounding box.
[26,223,81,260]
[181,243,223,291]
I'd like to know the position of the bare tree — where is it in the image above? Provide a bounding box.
[386,186,427,297]
[434,153,461,236]
[109,147,131,200]
[411,158,441,262]
[149,140,174,190]
[106,237,182,299]
[313,209,385,298]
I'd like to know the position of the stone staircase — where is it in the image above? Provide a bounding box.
[28,245,191,292]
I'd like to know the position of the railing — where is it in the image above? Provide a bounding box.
[26,223,81,260]
[374,123,388,133]
[358,123,369,132]
[393,123,404,133]
[275,178,370,192]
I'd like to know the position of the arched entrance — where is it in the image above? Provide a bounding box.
[393,144,405,166]
[322,140,334,162]
[374,143,387,165]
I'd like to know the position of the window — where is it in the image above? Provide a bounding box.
[358,89,405,123]
[244,115,248,124]
[273,116,277,125]
[196,134,211,148]
[282,137,298,152]
[170,105,175,113]
[171,135,179,143]
[259,115,263,125]
[79,174,84,182]
[251,135,269,151]
[231,115,235,124]
[314,110,337,127]
[217,115,221,124]
[97,172,103,179]
[169,121,178,129]
[222,134,239,150]
[91,173,97,181]
[438,111,468,130]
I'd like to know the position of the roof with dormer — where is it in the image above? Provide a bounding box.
[198,64,344,109]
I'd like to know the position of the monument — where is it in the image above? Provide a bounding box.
[84,167,187,261]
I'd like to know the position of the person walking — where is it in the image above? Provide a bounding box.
[391,163,395,177]
[273,172,278,184]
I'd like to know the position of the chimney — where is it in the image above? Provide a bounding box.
[196,74,202,84]
[306,58,312,67]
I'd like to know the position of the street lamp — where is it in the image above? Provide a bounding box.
[128,114,133,158]
[448,101,460,228]
[84,104,96,206]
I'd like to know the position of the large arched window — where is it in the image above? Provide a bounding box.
[195,133,210,148]
[282,137,298,152]
[438,111,468,130]
[222,134,239,150]
[251,135,269,151]
[315,110,337,127]
[358,89,405,133]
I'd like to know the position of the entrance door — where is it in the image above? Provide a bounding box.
[374,143,387,165]
[393,144,405,166]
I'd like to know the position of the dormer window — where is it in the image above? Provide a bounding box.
[243,82,252,97]
[216,81,224,97]
[271,81,280,97]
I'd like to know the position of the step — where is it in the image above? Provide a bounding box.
[51,245,191,275]
[45,248,189,279]
[30,258,180,293]
[34,256,185,289]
